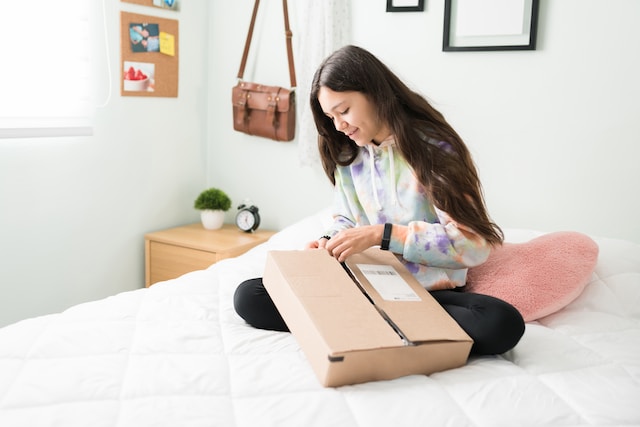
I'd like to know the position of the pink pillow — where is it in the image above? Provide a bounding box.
[466,232,599,322]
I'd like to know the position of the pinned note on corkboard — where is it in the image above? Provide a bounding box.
[120,11,179,97]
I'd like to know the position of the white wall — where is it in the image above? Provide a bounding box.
[208,0,640,242]
[207,1,334,232]
[1,0,638,328]
[0,0,209,327]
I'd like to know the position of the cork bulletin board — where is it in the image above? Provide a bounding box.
[121,0,180,11]
[120,11,179,97]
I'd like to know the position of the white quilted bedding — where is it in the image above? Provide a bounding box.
[1,210,639,427]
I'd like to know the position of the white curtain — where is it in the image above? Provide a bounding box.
[295,0,351,166]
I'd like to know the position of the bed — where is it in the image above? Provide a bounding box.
[1,209,639,427]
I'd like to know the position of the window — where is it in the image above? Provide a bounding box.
[0,0,93,138]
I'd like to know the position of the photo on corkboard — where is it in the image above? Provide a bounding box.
[129,23,160,53]
[123,61,155,93]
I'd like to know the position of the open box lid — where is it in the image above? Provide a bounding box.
[344,250,471,345]
[264,248,471,356]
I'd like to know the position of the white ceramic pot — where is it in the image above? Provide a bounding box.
[123,77,149,92]
[200,210,225,230]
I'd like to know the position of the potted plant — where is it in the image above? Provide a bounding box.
[194,187,232,230]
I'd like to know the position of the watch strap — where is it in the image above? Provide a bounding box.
[381,223,392,250]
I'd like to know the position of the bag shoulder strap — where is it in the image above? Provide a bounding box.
[281,0,296,87]
[236,0,297,88]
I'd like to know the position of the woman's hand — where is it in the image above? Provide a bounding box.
[325,225,384,262]
[305,237,330,250]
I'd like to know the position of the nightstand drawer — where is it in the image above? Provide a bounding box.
[145,223,275,287]
[148,241,218,285]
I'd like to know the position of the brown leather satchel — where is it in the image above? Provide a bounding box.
[232,0,297,142]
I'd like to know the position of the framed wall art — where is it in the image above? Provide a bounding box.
[443,0,539,51]
[386,0,425,12]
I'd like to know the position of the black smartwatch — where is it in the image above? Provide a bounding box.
[381,223,392,250]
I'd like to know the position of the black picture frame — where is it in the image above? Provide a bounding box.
[443,0,539,51]
[386,0,425,13]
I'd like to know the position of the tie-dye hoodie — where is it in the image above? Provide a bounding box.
[322,137,491,290]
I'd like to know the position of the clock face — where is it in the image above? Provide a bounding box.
[236,209,257,231]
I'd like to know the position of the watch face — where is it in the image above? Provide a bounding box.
[236,209,256,231]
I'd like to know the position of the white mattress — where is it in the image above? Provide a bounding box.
[1,210,639,427]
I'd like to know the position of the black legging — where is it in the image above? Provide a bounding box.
[234,278,525,356]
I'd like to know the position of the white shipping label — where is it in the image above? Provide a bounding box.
[356,264,421,302]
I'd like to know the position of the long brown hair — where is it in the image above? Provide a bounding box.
[310,45,503,245]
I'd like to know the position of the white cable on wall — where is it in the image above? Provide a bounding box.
[96,0,113,109]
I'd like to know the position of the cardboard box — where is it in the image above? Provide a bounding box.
[263,248,473,387]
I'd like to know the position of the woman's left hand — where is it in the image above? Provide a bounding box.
[325,225,384,262]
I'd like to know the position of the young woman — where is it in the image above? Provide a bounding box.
[234,45,524,355]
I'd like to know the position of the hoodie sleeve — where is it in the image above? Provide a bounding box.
[390,207,491,269]
[321,167,359,238]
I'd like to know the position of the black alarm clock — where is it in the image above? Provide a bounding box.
[235,204,260,232]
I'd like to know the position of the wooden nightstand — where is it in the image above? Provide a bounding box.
[144,223,275,287]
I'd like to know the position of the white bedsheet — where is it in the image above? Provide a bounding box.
[1,210,639,427]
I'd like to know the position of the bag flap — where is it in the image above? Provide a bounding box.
[233,81,293,112]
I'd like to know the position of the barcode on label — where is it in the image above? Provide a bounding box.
[362,269,397,276]
[356,264,421,302]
